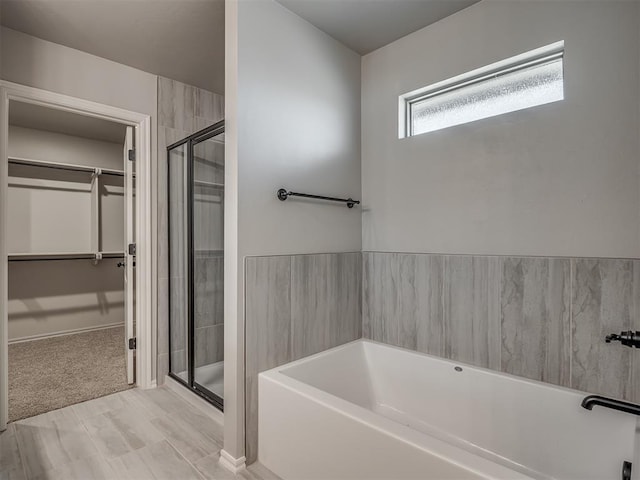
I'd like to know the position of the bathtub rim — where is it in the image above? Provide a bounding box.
[263,338,596,402]
[259,339,548,479]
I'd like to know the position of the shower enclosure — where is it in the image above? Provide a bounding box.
[167,121,224,410]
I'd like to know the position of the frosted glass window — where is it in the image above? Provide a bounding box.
[402,42,564,137]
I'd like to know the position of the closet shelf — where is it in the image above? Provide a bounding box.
[9,252,125,262]
[9,156,127,177]
[100,251,127,259]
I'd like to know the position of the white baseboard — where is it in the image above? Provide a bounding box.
[8,322,124,344]
[163,375,224,425]
[219,449,246,473]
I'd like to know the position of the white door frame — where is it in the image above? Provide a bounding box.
[123,126,136,385]
[0,80,154,430]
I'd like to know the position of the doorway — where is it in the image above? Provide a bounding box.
[5,101,136,421]
[0,81,153,431]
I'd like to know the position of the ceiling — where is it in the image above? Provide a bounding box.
[9,101,127,144]
[0,0,478,95]
[276,0,479,55]
[0,0,225,94]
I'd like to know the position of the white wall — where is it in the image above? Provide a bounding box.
[362,0,640,258]
[225,0,361,462]
[236,3,361,256]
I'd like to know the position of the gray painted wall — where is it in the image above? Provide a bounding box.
[361,0,640,258]
[1,27,157,119]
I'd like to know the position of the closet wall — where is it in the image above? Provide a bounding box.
[7,125,125,342]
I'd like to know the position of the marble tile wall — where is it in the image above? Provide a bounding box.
[195,324,224,368]
[192,253,224,371]
[194,256,224,329]
[363,252,640,403]
[244,251,638,465]
[501,257,571,386]
[571,259,640,400]
[245,252,362,464]
[157,77,224,384]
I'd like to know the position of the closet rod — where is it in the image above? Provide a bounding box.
[8,252,125,262]
[9,157,125,176]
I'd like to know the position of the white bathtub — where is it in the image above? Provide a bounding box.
[259,339,640,480]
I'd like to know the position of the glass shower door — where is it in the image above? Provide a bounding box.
[192,130,225,402]
[168,122,224,410]
[168,142,189,386]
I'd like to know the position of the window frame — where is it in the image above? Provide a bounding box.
[399,41,565,138]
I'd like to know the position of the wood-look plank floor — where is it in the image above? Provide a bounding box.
[0,387,279,480]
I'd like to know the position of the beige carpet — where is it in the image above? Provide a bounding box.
[8,326,132,422]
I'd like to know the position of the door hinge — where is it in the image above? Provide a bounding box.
[128,243,136,255]
[128,149,135,161]
[128,338,136,350]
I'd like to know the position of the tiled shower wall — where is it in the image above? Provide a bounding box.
[363,252,640,403]
[194,256,224,368]
[244,252,362,464]
[157,77,224,384]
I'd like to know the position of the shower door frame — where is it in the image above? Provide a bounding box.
[167,121,224,411]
